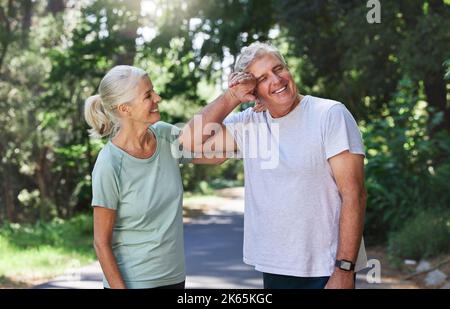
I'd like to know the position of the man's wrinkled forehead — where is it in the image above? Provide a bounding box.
[244,52,285,76]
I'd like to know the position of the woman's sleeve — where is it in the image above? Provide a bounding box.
[91,162,120,210]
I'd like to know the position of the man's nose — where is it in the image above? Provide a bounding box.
[269,73,283,84]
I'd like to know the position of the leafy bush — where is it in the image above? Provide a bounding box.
[0,214,93,253]
[387,210,450,261]
[181,159,244,193]
[363,78,450,243]
[0,214,95,282]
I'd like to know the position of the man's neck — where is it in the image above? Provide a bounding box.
[268,94,304,119]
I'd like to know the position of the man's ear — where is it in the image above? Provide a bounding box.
[254,91,262,102]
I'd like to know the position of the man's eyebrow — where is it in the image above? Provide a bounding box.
[273,64,284,70]
[256,73,266,80]
[144,88,153,96]
[255,64,284,80]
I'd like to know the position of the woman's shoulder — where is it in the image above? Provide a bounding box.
[151,121,180,143]
[92,142,123,176]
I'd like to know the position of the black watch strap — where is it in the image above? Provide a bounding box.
[335,259,356,271]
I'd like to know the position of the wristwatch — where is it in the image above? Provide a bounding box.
[335,259,355,271]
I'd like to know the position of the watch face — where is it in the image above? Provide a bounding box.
[341,261,352,270]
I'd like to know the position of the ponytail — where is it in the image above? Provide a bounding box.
[84,95,115,138]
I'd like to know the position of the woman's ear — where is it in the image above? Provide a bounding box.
[117,103,130,116]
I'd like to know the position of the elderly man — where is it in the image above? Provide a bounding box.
[180,42,367,289]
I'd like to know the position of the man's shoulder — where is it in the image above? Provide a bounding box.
[224,106,266,125]
[306,95,344,115]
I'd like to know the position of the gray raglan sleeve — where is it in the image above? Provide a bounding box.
[91,161,120,210]
[170,125,195,164]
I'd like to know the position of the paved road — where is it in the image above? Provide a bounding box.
[34,188,414,289]
[34,191,261,289]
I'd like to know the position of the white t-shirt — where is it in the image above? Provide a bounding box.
[224,95,367,277]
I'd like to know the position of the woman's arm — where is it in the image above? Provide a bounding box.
[179,72,257,154]
[191,157,228,165]
[93,206,126,289]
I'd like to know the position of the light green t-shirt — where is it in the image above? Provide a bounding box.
[91,122,190,289]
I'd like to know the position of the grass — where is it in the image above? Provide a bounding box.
[387,210,450,264]
[0,214,96,287]
[0,189,240,288]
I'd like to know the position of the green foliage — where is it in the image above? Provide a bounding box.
[363,78,450,243]
[0,1,142,222]
[276,0,450,127]
[0,214,93,249]
[181,160,244,193]
[445,59,450,80]
[0,1,449,263]
[387,210,450,261]
[0,214,95,281]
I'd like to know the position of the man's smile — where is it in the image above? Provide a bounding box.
[272,85,287,95]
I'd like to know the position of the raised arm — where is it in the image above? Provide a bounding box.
[179,72,257,156]
[93,207,126,289]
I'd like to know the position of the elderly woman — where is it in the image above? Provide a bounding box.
[84,65,234,289]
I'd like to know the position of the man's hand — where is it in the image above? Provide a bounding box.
[252,98,267,113]
[227,72,257,103]
[325,268,355,289]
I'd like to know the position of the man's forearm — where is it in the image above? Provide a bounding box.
[336,193,366,264]
[180,90,239,152]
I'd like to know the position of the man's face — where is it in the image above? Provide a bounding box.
[246,53,298,117]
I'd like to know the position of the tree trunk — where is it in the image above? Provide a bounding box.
[424,71,450,134]
[35,147,54,220]
[2,176,16,222]
[46,0,65,15]
[0,3,12,72]
[115,0,140,65]
[21,0,33,46]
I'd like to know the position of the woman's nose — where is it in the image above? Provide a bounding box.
[154,93,162,104]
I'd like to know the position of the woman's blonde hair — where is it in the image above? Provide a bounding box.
[84,65,147,138]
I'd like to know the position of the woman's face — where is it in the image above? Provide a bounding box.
[125,76,161,125]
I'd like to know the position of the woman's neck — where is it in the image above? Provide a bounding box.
[112,122,156,157]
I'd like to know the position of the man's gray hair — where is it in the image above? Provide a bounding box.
[234,42,287,72]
